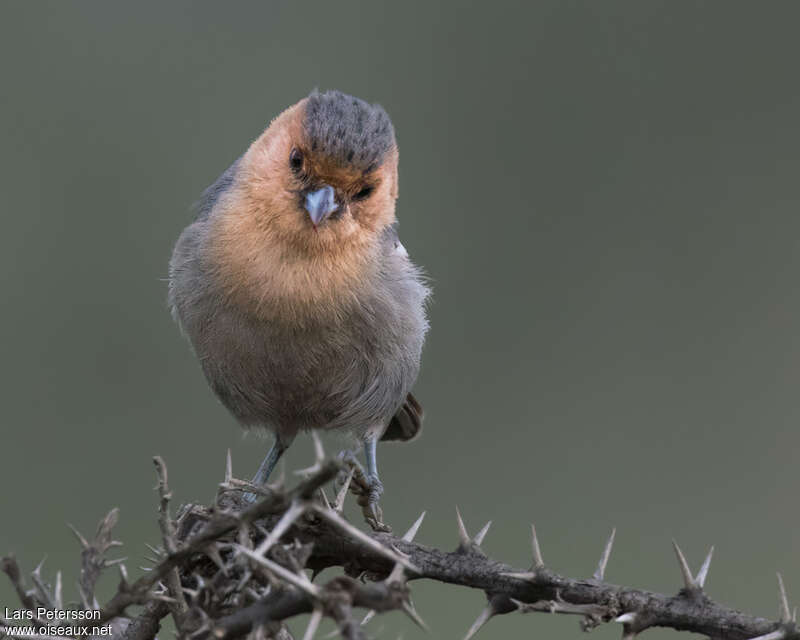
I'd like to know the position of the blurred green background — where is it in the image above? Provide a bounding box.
[2,1,800,638]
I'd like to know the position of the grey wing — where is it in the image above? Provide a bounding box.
[379,224,423,443]
[194,156,242,221]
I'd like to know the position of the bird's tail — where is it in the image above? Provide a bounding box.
[381,392,424,442]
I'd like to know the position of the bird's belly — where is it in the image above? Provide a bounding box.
[197,311,419,437]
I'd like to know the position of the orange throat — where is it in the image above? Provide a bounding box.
[208,189,380,323]
[206,98,396,323]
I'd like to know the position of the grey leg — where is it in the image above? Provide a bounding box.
[332,437,390,531]
[364,437,379,479]
[243,433,293,503]
[363,436,384,520]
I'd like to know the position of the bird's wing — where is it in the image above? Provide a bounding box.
[379,224,423,442]
[193,156,242,221]
[381,392,424,442]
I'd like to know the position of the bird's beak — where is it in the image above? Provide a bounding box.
[304,185,339,226]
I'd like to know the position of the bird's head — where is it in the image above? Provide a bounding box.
[232,90,399,253]
[209,91,400,317]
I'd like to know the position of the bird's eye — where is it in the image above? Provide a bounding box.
[352,185,374,201]
[289,148,304,173]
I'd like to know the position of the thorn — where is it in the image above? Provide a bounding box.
[463,604,494,640]
[318,488,332,510]
[150,593,179,604]
[144,543,163,557]
[746,631,788,640]
[401,601,429,631]
[234,544,320,598]
[333,467,354,513]
[531,524,544,569]
[500,571,537,581]
[225,449,232,483]
[205,546,227,574]
[473,521,492,547]
[66,523,90,550]
[616,612,641,640]
[360,610,376,626]
[672,540,697,590]
[455,507,470,546]
[253,500,306,555]
[54,571,62,609]
[778,573,791,624]
[182,586,199,600]
[302,607,323,640]
[593,528,616,581]
[104,557,128,567]
[311,505,418,572]
[385,557,407,586]
[77,583,91,609]
[402,511,426,543]
[33,556,46,576]
[695,546,714,589]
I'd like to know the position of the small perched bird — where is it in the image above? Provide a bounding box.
[169,90,429,525]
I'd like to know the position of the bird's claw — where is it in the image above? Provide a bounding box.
[365,514,390,532]
[366,473,383,505]
[361,474,391,532]
[334,450,392,531]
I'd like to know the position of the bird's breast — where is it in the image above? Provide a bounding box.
[170,217,428,434]
[207,187,382,325]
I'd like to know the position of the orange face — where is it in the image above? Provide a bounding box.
[208,99,400,322]
[240,99,398,252]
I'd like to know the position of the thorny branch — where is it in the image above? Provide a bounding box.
[1,443,797,640]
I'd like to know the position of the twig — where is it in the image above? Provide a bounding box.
[98,460,341,623]
[153,456,190,629]
[3,453,796,640]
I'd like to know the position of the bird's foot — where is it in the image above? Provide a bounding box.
[356,473,391,533]
[240,480,275,505]
[334,452,392,532]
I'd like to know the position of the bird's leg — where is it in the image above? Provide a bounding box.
[361,436,390,532]
[243,433,294,503]
[331,438,391,531]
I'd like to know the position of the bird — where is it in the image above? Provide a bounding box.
[168,89,429,527]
